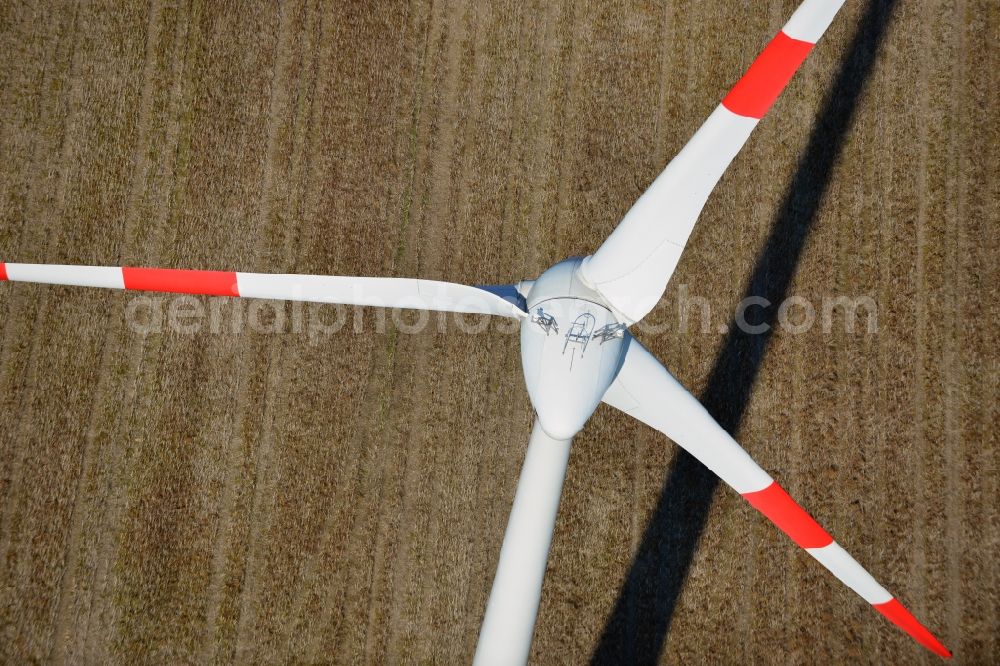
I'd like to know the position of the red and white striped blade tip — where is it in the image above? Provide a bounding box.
[744,482,951,658]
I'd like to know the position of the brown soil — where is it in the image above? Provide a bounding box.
[0,1,996,664]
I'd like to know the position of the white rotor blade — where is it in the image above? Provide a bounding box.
[602,335,951,658]
[474,420,572,666]
[580,0,846,324]
[0,262,526,318]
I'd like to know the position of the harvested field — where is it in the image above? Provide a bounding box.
[0,0,997,664]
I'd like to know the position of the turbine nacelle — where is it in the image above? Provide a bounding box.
[520,258,626,439]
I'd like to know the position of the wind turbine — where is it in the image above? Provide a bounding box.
[0,0,951,662]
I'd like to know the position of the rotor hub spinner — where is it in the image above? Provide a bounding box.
[520,258,627,439]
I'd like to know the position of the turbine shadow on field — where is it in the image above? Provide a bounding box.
[591,1,898,663]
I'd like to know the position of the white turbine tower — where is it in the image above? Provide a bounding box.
[0,0,951,661]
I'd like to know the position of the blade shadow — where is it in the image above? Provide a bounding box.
[591,1,898,663]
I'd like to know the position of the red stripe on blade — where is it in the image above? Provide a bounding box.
[874,598,952,658]
[0,263,7,281]
[122,267,239,296]
[722,31,814,119]
[742,481,833,549]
